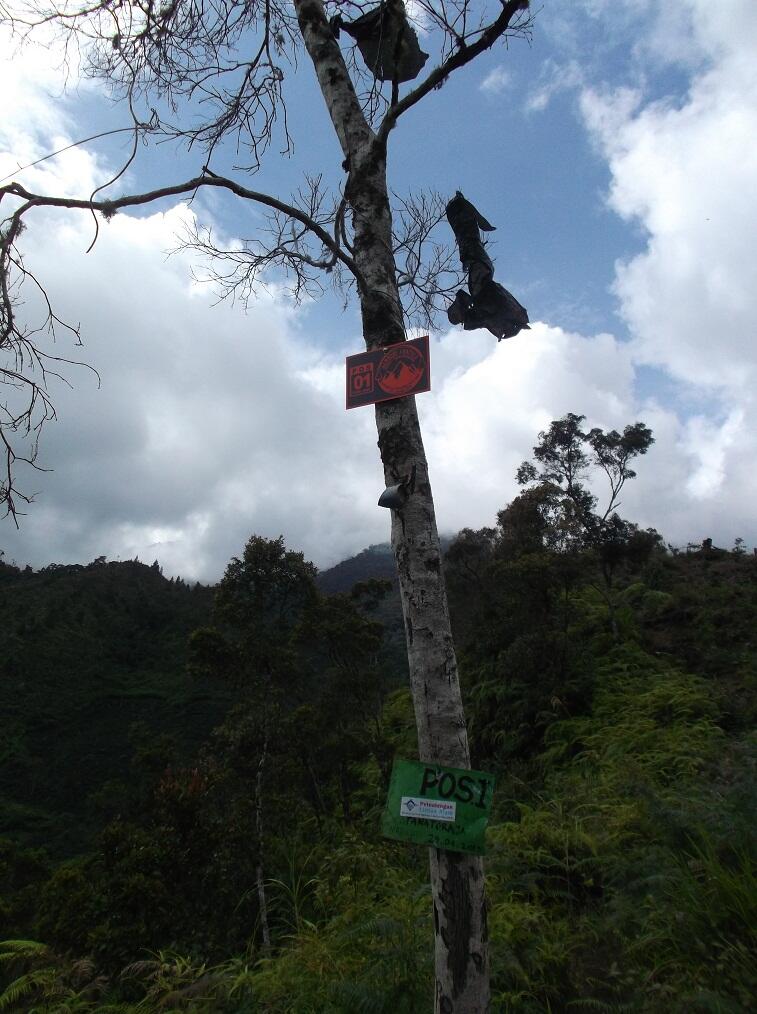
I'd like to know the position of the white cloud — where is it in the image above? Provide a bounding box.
[575,0,757,545]
[4,185,754,576]
[681,411,744,500]
[589,22,757,375]
[480,66,511,96]
[525,59,584,113]
[3,0,757,581]
[2,200,390,580]
[422,325,635,529]
[0,30,103,196]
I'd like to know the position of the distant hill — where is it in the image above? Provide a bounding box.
[0,558,229,855]
[2,540,756,1011]
[315,539,451,678]
[0,539,452,855]
[0,543,416,856]
[316,542,396,594]
[316,537,454,594]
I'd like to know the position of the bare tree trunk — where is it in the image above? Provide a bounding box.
[295,3,489,1008]
[379,393,490,1014]
[374,344,489,1014]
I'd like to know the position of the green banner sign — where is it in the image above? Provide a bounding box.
[381,758,495,855]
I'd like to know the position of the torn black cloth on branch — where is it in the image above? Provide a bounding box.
[446,191,530,341]
[331,0,429,83]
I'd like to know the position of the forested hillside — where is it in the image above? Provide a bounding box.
[0,549,403,859]
[1,457,755,1010]
[0,558,221,856]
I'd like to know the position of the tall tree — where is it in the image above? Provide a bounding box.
[0,2,533,1006]
[198,534,317,952]
[189,535,395,949]
[516,412,657,634]
[516,413,655,539]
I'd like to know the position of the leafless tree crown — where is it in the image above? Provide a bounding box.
[1,0,532,518]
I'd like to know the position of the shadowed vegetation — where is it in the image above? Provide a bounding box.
[1,418,755,1012]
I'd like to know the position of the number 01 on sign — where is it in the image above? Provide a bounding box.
[381,758,495,855]
[345,335,430,409]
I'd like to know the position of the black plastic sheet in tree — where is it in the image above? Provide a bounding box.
[331,0,429,83]
[446,191,530,341]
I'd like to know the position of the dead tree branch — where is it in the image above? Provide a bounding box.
[379,0,532,140]
[0,168,363,516]
[1,0,531,523]
[182,174,349,304]
[392,190,462,332]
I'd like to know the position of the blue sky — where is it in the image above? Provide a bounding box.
[2,0,756,580]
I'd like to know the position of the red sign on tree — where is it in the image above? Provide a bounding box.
[346,335,430,409]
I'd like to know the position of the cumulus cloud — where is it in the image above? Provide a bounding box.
[525,59,583,113]
[480,66,511,96]
[2,192,752,577]
[1,199,392,580]
[583,78,757,389]
[3,0,757,581]
[576,0,757,536]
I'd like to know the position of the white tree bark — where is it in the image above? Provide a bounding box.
[0,2,534,1003]
[295,3,489,1009]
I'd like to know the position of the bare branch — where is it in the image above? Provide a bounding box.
[379,0,532,140]
[0,166,363,517]
[182,174,350,305]
[392,190,462,331]
[1,0,532,524]
[0,231,96,522]
[0,123,156,187]
[0,172,362,283]
[5,0,301,167]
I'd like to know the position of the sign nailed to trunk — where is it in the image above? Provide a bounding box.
[346,335,430,409]
[382,758,495,855]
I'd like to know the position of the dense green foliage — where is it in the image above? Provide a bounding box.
[1,421,755,1012]
[0,558,221,856]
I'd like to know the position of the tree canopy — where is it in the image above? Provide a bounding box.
[2,497,756,1010]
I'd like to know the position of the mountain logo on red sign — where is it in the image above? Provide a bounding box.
[376,343,425,397]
